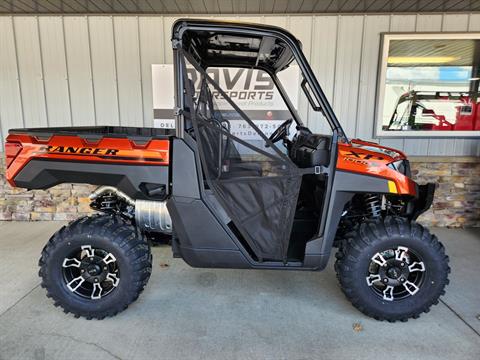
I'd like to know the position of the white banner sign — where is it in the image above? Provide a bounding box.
[152,65,300,139]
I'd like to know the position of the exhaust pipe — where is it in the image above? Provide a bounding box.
[135,200,172,233]
[89,186,172,234]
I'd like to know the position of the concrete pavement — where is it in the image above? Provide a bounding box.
[0,221,479,360]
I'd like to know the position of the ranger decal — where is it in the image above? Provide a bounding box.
[46,146,119,156]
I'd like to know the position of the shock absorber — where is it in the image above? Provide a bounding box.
[364,194,382,218]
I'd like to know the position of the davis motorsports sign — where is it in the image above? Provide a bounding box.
[152,65,299,139]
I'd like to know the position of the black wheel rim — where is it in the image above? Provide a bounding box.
[366,246,426,301]
[62,245,120,300]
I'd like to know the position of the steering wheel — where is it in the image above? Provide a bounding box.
[268,118,293,145]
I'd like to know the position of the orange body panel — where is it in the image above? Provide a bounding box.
[336,139,417,196]
[5,134,170,187]
[6,133,416,196]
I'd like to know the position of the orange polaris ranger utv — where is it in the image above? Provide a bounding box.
[4,20,449,321]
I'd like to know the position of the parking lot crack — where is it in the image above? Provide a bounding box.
[440,299,480,338]
[0,284,40,319]
[40,332,123,360]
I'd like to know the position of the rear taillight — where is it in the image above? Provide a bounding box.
[5,142,22,168]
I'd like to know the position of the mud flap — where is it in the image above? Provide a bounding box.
[411,183,436,220]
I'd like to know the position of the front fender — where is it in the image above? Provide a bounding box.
[408,183,436,220]
[303,170,424,270]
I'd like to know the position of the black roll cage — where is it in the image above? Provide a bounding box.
[167,19,361,269]
[171,19,347,142]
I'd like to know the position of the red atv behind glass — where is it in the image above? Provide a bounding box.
[386,90,480,131]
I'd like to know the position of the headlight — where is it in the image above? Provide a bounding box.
[387,159,411,177]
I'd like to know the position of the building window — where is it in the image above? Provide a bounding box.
[376,33,480,137]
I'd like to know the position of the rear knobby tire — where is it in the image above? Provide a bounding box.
[39,214,152,319]
[335,216,450,322]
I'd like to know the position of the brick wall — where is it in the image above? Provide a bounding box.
[411,157,480,227]
[0,154,95,221]
[1,153,479,227]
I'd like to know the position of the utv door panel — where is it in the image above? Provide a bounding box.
[180,54,303,261]
[212,175,301,260]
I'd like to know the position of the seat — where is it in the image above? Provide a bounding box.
[289,132,331,168]
[221,161,263,179]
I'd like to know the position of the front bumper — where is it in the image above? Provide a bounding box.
[409,183,436,220]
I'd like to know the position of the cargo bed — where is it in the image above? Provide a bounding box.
[5,126,174,200]
[9,126,175,141]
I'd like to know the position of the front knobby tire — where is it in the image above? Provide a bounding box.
[335,216,450,322]
[39,214,152,319]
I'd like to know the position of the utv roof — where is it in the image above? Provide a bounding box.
[172,19,302,73]
[398,90,479,102]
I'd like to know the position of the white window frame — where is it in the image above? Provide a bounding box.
[375,32,480,138]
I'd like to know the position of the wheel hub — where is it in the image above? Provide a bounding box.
[80,255,109,283]
[366,246,426,301]
[387,267,401,279]
[87,264,101,276]
[62,245,120,300]
[377,258,410,286]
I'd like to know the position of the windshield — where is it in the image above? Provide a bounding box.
[275,58,333,136]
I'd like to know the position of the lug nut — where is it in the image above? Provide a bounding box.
[103,267,107,270]
[400,262,405,267]
[400,278,405,282]
[383,278,388,283]
[81,269,85,273]
[94,278,98,283]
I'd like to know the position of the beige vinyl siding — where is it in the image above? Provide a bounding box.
[0,13,479,156]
